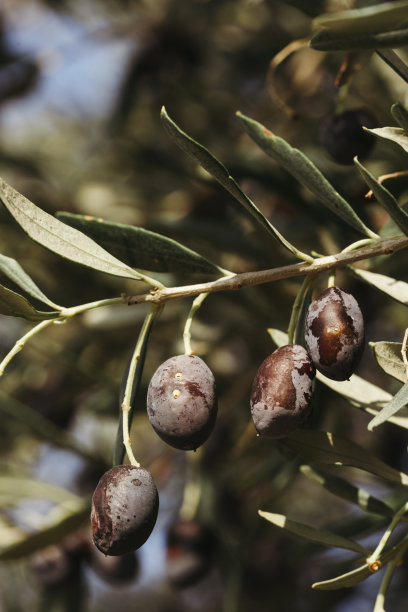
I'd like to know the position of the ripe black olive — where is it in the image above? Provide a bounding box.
[319,108,376,164]
[91,465,158,556]
[250,344,315,438]
[304,286,364,381]
[146,354,217,450]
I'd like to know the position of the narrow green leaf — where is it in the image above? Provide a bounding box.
[312,563,372,590]
[0,476,79,504]
[236,112,378,239]
[300,465,394,517]
[350,268,408,305]
[391,103,408,133]
[258,510,369,555]
[377,50,408,84]
[365,126,408,154]
[285,429,408,486]
[160,106,313,262]
[0,253,60,309]
[0,498,90,560]
[56,212,225,276]
[368,383,408,430]
[313,1,408,34]
[310,28,408,52]
[370,341,406,383]
[0,178,154,284]
[354,159,408,236]
[0,283,59,321]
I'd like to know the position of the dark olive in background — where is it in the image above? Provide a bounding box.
[319,108,376,164]
[166,518,215,589]
[304,286,365,381]
[147,354,217,450]
[250,344,315,438]
[91,465,159,556]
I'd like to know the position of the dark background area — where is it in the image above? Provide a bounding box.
[0,1,408,611]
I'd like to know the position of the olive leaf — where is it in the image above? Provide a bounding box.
[376,50,408,84]
[310,28,408,52]
[0,476,80,505]
[56,212,226,276]
[370,341,407,383]
[364,126,408,154]
[0,178,156,284]
[0,253,61,309]
[0,283,60,321]
[349,268,408,306]
[300,465,394,518]
[367,382,408,431]
[0,497,90,561]
[312,562,372,590]
[391,102,408,133]
[285,429,408,486]
[313,1,408,34]
[354,159,408,236]
[160,106,313,262]
[258,511,369,555]
[236,112,378,239]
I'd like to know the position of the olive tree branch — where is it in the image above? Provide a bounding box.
[128,235,408,305]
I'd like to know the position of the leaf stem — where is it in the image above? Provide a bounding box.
[183,293,209,355]
[0,319,56,376]
[128,235,408,306]
[121,304,163,466]
[59,295,128,319]
[367,501,408,568]
[373,533,408,612]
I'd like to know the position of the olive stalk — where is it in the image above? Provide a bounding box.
[128,234,408,306]
[183,292,209,355]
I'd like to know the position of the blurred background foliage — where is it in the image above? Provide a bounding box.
[0,0,408,610]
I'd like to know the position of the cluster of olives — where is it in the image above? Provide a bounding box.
[251,286,365,438]
[91,354,217,557]
[91,284,364,559]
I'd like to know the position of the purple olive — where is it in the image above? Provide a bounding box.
[319,108,376,165]
[304,286,364,381]
[91,465,158,556]
[146,354,217,450]
[250,344,315,438]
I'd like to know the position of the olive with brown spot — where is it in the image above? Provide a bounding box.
[91,465,158,556]
[147,354,217,450]
[250,344,315,438]
[304,286,364,381]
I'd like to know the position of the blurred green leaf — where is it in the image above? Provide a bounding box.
[0,253,61,309]
[313,1,408,34]
[391,103,408,133]
[0,477,79,504]
[160,106,313,262]
[258,510,369,554]
[350,268,408,305]
[312,562,372,590]
[236,112,378,239]
[356,159,408,236]
[0,498,90,561]
[285,429,408,486]
[300,465,394,517]
[0,177,152,283]
[365,126,408,153]
[310,28,408,51]
[0,283,59,321]
[368,382,408,430]
[370,341,406,383]
[56,212,225,276]
[376,50,408,84]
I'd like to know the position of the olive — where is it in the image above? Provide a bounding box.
[304,286,364,381]
[319,108,376,165]
[250,344,315,438]
[166,518,215,588]
[146,354,217,450]
[91,465,158,556]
